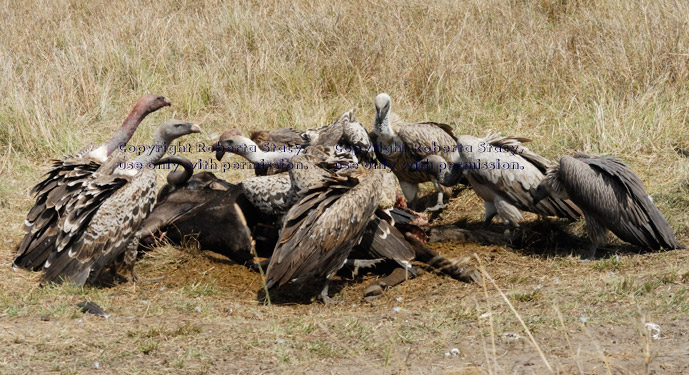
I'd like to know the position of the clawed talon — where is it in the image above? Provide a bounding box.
[346,258,384,276]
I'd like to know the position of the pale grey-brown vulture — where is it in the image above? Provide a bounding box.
[369,93,460,211]
[533,153,684,258]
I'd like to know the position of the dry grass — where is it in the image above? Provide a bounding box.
[2,0,689,373]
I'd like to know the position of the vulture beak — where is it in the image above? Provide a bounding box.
[532,184,548,205]
[215,145,226,161]
[163,97,172,106]
[374,107,383,126]
[189,123,202,133]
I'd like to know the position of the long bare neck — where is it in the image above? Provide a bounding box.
[234,139,298,164]
[375,110,395,138]
[135,130,169,165]
[104,102,152,155]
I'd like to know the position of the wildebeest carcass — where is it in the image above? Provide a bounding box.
[138,156,272,265]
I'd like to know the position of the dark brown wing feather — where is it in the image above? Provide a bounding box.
[42,168,156,285]
[250,128,308,152]
[14,147,101,271]
[569,155,683,250]
[265,170,384,288]
[356,208,416,272]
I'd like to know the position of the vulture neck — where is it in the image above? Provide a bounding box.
[235,138,298,165]
[104,101,154,156]
[374,110,395,139]
[135,130,171,165]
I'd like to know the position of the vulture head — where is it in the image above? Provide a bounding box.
[533,164,567,204]
[374,93,392,127]
[158,119,202,142]
[212,129,250,161]
[136,94,172,114]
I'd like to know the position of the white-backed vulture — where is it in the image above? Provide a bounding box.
[418,134,582,228]
[213,109,373,175]
[533,153,684,258]
[14,95,171,271]
[370,93,459,211]
[213,127,307,176]
[40,120,201,285]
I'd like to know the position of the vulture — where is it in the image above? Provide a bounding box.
[40,120,201,285]
[14,95,171,271]
[265,164,392,303]
[213,109,374,175]
[213,127,307,175]
[370,93,460,211]
[533,153,684,258]
[418,134,581,228]
[138,156,257,264]
[303,109,376,163]
[238,146,351,220]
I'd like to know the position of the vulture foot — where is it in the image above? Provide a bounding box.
[318,281,340,305]
[346,258,384,277]
[424,202,448,213]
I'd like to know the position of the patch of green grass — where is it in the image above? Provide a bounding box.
[182,278,221,298]
[307,340,345,358]
[138,340,159,355]
[592,255,625,271]
[510,287,542,303]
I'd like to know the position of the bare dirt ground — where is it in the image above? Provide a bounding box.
[3,189,689,375]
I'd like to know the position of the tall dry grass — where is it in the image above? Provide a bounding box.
[1,0,689,229]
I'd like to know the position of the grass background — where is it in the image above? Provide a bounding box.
[2,0,689,373]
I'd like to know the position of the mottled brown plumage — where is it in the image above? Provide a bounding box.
[265,168,387,301]
[213,128,306,176]
[41,120,201,285]
[305,109,376,163]
[14,95,171,271]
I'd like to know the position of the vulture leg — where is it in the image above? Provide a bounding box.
[482,202,498,229]
[424,181,448,213]
[122,237,140,282]
[319,279,338,305]
[584,215,607,260]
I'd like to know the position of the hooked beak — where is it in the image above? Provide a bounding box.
[212,141,226,161]
[532,184,548,205]
[189,123,202,133]
[163,97,172,106]
[215,147,226,161]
